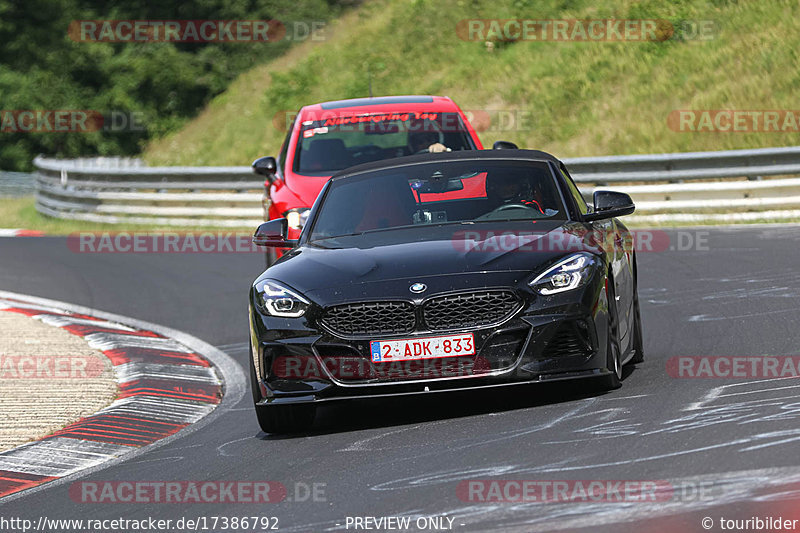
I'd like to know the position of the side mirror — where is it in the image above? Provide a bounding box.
[493,141,518,150]
[253,218,299,248]
[583,191,635,221]
[252,156,277,181]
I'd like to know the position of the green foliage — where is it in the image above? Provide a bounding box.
[0,0,346,170]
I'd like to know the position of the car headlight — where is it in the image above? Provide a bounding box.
[529,253,597,295]
[284,208,311,230]
[254,279,310,318]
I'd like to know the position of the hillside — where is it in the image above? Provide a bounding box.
[144,0,800,165]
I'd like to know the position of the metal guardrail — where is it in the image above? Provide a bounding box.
[34,156,264,227]
[563,146,800,217]
[564,145,800,183]
[32,146,800,226]
[0,171,36,197]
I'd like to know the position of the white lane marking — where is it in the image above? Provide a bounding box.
[215,341,249,352]
[338,425,425,452]
[216,436,256,457]
[84,332,190,352]
[0,437,133,477]
[34,314,136,331]
[700,286,794,300]
[511,432,797,475]
[707,383,800,401]
[0,229,37,237]
[684,377,800,410]
[0,299,76,315]
[739,429,800,452]
[600,394,650,401]
[114,362,221,384]
[123,456,187,466]
[97,396,217,424]
[371,465,521,492]
[689,306,800,321]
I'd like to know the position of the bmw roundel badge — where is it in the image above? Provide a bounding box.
[410,283,427,294]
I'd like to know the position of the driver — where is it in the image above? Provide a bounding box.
[408,130,450,154]
[485,173,543,213]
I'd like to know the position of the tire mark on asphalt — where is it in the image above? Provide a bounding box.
[367,400,597,491]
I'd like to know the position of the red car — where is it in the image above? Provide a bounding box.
[252,95,485,260]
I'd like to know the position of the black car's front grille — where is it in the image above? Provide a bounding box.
[320,290,521,338]
[320,301,416,337]
[423,290,520,331]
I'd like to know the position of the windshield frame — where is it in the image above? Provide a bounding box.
[303,158,571,244]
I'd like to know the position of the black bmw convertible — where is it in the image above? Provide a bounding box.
[248,150,644,433]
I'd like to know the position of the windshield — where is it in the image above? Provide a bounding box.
[308,160,567,241]
[293,112,475,174]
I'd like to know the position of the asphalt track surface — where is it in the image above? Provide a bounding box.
[2,226,800,532]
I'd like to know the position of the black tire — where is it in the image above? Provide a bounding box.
[628,288,645,365]
[249,346,316,433]
[603,278,623,390]
[255,403,316,434]
[248,345,262,404]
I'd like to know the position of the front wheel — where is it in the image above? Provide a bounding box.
[603,279,623,390]
[249,346,316,433]
[255,404,316,434]
[628,288,645,365]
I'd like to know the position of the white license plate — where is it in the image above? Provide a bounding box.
[370,333,475,363]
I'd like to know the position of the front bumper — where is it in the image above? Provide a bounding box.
[249,277,611,406]
[256,368,611,406]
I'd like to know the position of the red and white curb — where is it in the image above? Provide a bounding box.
[0,291,246,500]
[0,229,45,237]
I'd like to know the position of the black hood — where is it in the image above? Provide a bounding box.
[258,221,601,305]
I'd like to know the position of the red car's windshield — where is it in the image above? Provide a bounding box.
[293,112,476,174]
